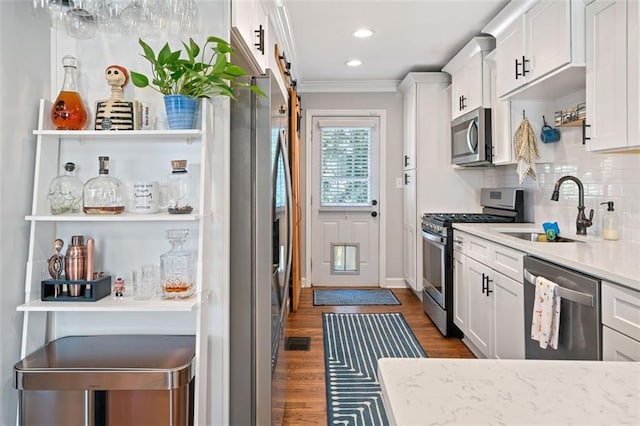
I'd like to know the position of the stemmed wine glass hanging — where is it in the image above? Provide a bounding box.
[32,0,199,39]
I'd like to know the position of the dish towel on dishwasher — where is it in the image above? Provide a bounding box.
[531,276,561,349]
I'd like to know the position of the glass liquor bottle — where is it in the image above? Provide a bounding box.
[47,162,84,214]
[160,229,194,299]
[51,55,88,130]
[167,160,193,214]
[83,156,125,214]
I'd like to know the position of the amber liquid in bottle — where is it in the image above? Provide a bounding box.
[50,56,87,130]
[51,91,88,130]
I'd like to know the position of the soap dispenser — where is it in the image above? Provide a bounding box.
[600,201,620,240]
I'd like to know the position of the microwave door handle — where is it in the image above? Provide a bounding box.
[466,119,477,153]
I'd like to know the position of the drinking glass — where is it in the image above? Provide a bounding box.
[120,0,151,36]
[49,0,74,29]
[132,264,158,300]
[65,7,97,39]
[94,0,128,33]
[171,0,198,34]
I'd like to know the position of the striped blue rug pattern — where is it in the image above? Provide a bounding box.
[323,312,427,426]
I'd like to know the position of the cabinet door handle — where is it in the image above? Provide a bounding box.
[460,95,467,110]
[404,155,409,167]
[404,173,410,185]
[515,58,521,79]
[485,276,493,296]
[481,273,486,294]
[582,120,591,145]
[254,24,265,55]
[522,56,530,76]
[458,95,462,111]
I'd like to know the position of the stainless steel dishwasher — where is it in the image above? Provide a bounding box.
[523,256,601,360]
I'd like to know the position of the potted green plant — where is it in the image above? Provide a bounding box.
[130,36,263,129]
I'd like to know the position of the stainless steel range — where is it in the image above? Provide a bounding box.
[421,188,525,337]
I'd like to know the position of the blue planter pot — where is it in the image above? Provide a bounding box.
[164,95,197,129]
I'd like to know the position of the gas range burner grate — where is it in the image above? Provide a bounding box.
[422,213,515,226]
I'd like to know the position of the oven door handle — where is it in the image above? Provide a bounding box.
[422,231,446,245]
[523,269,594,307]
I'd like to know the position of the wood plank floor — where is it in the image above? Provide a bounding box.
[275,287,474,425]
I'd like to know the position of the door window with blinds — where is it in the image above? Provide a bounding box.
[317,118,378,208]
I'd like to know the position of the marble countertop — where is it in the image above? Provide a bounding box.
[379,358,640,426]
[452,223,640,291]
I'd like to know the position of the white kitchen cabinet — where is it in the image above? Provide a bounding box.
[453,244,467,333]
[231,0,269,73]
[402,81,417,170]
[586,0,640,152]
[399,73,450,295]
[603,326,640,361]
[443,37,494,121]
[495,16,526,98]
[492,0,585,99]
[402,169,417,292]
[602,281,640,343]
[455,230,525,359]
[18,99,225,424]
[465,256,493,357]
[486,51,514,165]
[492,272,525,359]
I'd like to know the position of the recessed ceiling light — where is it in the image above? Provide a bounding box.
[353,28,375,38]
[346,59,362,67]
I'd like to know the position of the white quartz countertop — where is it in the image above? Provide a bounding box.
[452,223,640,291]
[379,358,640,426]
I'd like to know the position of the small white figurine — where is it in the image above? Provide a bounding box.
[95,65,139,130]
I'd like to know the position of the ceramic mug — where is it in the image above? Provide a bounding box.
[132,181,160,214]
[541,125,560,143]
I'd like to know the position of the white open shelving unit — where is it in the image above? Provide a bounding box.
[18,98,227,425]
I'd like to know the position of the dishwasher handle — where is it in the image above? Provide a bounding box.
[523,269,595,307]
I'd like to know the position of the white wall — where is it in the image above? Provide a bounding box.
[0,3,50,424]
[300,91,405,281]
[483,91,640,243]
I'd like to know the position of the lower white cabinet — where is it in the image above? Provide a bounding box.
[603,326,640,361]
[466,256,493,356]
[493,272,525,359]
[454,230,525,359]
[453,246,467,332]
[602,280,640,361]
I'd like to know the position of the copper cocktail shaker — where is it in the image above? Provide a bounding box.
[65,235,86,296]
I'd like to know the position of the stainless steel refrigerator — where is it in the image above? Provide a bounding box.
[230,69,292,426]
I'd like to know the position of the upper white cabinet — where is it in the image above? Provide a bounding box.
[586,0,640,152]
[489,0,586,100]
[231,0,269,73]
[443,36,495,121]
[402,81,417,170]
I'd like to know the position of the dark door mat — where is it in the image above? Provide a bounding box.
[285,336,311,351]
[313,289,401,306]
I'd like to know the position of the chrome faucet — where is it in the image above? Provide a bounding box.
[551,175,594,235]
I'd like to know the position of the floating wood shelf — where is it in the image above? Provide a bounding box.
[557,118,585,128]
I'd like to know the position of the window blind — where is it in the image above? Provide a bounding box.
[319,125,372,207]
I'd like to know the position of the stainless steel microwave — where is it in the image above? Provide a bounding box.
[451,107,492,166]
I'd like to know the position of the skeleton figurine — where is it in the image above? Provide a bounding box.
[94,65,139,130]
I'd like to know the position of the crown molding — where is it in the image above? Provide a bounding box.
[297,80,401,93]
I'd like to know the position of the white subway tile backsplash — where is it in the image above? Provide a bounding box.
[484,149,640,243]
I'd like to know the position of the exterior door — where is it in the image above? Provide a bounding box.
[310,116,380,286]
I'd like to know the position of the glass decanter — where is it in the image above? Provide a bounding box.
[83,156,125,214]
[48,162,84,214]
[167,160,193,214]
[160,229,194,299]
[50,55,88,130]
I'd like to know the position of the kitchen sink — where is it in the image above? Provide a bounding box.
[501,232,581,243]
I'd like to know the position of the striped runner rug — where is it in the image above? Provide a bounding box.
[323,312,427,426]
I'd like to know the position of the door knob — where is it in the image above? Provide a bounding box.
[372,200,378,206]
[371,211,378,218]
